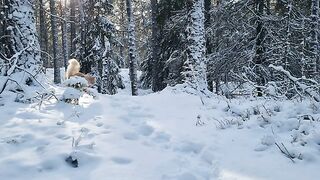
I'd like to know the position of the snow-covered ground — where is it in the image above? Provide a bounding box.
[0,69,320,180]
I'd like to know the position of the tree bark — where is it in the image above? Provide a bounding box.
[126,0,138,96]
[150,0,162,92]
[59,0,69,70]
[304,0,319,78]
[186,0,208,92]
[254,0,266,96]
[39,0,49,68]
[70,0,76,56]
[50,0,61,83]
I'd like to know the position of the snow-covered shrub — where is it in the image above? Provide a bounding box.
[61,88,82,105]
[62,77,87,104]
[268,65,320,102]
[63,76,88,89]
[62,76,98,104]
[220,98,320,162]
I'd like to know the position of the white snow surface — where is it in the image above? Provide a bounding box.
[0,69,320,180]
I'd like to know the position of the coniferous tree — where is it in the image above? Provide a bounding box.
[155,0,186,88]
[74,0,123,94]
[0,0,43,95]
[3,0,42,74]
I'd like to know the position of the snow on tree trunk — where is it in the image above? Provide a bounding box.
[126,0,138,96]
[185,0,208,92]
[281,0,292,69]
[5,0,42,77]
[304,0,319,78]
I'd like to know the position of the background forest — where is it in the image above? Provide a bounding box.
[1,1,320,179]
[1,0,320,101]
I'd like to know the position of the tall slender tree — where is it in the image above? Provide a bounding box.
[38,0,49,68]
[185,0,207,92]
[70,0,77,56]
[59,0,69,70]
[150,0,161,92]
[126,0,138,96]
[49,0,61,83]
[254,0,267,96]
[304,0,319,78]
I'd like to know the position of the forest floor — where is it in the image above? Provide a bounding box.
[0,69,320,180]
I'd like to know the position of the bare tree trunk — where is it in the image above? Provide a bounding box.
[150,0,162,92]
[59,0,69,70]
[282,0,292,69]
[254,0,266,96]
[204,0,213,91]
[39,0,49,68]
[304,0,319,78]
[126,0,138,96]
[49,0,61,84]
[119,0,126,68]
[79,0,85,60]
[70,0,76,56]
